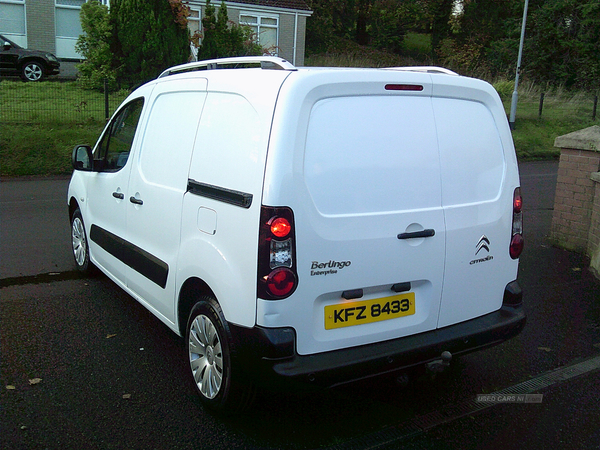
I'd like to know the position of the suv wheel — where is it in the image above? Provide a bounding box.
[186,296,255,413]
[21,61,45,81]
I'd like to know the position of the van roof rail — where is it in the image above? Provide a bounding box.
[158,56,297,78]
[384,66,459,76]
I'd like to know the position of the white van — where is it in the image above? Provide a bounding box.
[68,56,525,413]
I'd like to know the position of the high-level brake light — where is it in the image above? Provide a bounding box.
[385,84,424,91]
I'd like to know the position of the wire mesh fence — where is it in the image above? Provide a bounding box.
[0,79,130,124]
[1,77,597,126]
[508,92,598,122]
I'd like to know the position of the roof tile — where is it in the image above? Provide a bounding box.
[229,0,311,12]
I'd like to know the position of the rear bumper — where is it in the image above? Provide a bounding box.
[231,283,526,389]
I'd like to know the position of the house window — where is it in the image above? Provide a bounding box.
[239,13,278,55]
[55,0,85,58]
[55,0,109,59]
[0,0,26,46]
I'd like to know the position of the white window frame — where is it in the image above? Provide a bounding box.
[188,5,201,61]
[239,11,279,55]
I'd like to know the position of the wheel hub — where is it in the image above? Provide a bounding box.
[206,346,215,365]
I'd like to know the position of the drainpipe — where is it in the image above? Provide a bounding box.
[293,11,298,65]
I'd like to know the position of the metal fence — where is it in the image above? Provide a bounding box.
[0,79,129,124]
[502,92,599,122]
[1,78,598,125]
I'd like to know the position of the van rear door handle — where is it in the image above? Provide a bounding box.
[129,196,143,205]
[112,192,124,199]
[397,229,435,239]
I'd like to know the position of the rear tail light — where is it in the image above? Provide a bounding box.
[258,206,298,299]
[510,187,524,259]
[266,268,296,297]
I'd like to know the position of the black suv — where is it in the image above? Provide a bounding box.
[0,34,60,81]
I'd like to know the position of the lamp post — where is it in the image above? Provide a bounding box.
[509,0,529,130]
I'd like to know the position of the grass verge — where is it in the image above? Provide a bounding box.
[1,123,105,177]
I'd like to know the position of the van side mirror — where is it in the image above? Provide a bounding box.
[3,41,11,51]
[72,145,94,171]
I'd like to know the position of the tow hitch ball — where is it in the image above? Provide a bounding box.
[426,351,453,373]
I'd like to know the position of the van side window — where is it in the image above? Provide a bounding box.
[94,98,144,172]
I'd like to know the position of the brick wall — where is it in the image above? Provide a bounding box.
[590,173,600,277]
[551,149,600,252]
[550,125,600,278]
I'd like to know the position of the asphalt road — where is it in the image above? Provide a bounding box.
[1,161,600,450]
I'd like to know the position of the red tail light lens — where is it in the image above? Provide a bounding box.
[510,234,524,259]
[258,206,298,299]
[266,268,297,297]
[510,188,524,259]
[270,217,291,238]
[513,187,523,213]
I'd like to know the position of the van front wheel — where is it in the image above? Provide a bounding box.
[186,296,254,413]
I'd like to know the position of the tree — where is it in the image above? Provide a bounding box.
[428,0,454,53]
[110,0,190,87]
[197,0,262,60]
[436,0,523,77]
[525,0,600,89]
[75,1,116,90]
[306,0,421,55]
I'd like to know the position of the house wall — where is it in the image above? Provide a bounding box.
[25,0,56,53]
[278,13,306,65]
[295,14,306,66]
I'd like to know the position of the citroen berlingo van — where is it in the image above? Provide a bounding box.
[68,56,526,413]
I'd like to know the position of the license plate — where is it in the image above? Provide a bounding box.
[324,293,416,330]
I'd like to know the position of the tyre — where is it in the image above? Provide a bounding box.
[186,296,255,413]
[21,61,45,82]
[71,208,95,274]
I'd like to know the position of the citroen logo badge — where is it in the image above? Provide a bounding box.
[476,235,490,255]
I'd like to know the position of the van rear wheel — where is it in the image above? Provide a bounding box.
[186,296,255,413]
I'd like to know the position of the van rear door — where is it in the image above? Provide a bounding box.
[432,85,520,328]
[260,74,446,355]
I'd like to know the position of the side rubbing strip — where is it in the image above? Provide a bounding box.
[187,179,253,209]
[90,225,169,289]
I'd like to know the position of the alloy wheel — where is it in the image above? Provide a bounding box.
[71,216,87,267]
[24,63,43,81]
[188,314,223,399]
